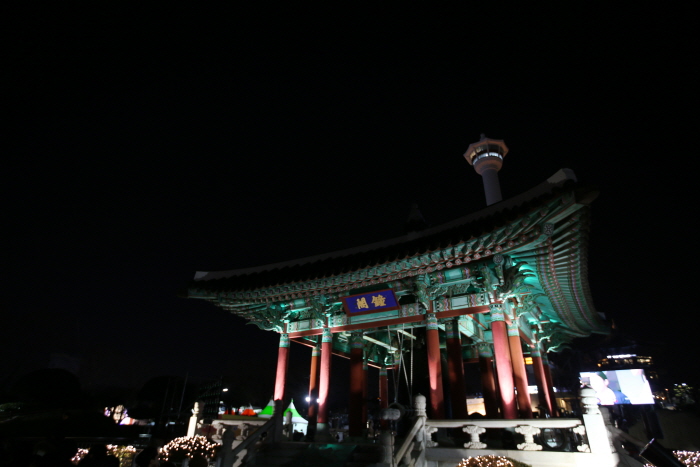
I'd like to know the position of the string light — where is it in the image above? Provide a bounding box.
[160,435,217,462]
[643,450,699,467]
[71,445,137,466]
[457,456,516,467]
[71,448,89,464]
[107,445,137,467]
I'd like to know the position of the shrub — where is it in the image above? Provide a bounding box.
[160,436,217,463]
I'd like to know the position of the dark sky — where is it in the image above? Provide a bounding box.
[4,4,697,403]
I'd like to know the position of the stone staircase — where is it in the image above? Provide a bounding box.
[246,441,385,467]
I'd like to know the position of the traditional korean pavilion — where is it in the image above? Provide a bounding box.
[185,136,609,438]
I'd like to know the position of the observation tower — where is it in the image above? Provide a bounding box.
[464,134,509,206]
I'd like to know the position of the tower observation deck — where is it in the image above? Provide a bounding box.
[464,134,509,206]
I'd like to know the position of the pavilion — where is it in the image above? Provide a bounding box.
[185,136,609,439]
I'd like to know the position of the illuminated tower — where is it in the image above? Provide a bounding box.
[464,134,509,206]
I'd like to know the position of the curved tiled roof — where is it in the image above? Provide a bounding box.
[186,168,609,353]
[190,169,592,295]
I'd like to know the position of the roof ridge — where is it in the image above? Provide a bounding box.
[193,169,577,282]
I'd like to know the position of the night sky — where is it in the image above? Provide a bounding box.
[5,4,697,407]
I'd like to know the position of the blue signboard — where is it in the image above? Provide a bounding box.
[342,289,400,316]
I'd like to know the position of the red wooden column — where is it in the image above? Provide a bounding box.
[273,333,290,402]
[478,343,500,418]
[490,304,517,419]
[425,312,445,418]
[349,332,365,437]
[445,319,469,419]
[317,327,333,428]
[531,343,553,417]
[542,353,558,417]
[379,366,389,429]
[508,321,533,418]
[307,342,320,421]
[362,357,368,426]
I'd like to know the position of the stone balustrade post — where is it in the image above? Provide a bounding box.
[211,421,224,443]
[580,387,615,455]
[515,425,542,450]
[462,425,487,449]
[414,394,436,448]
[573,425,591,452]
[423,426,438,448]
[578,387,623,466]
[187,401,200,437]
[414,394,427,418]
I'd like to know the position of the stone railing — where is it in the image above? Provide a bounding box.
[390,395,429,467]
[383,389,619,467]
[394,416,425,466]
[425,418,588,452]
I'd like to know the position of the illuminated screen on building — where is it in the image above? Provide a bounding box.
[580,369,654,405]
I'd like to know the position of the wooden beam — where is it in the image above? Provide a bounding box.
[435,305,490,320]
[288,315,424,338]
[363,335,398,352]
